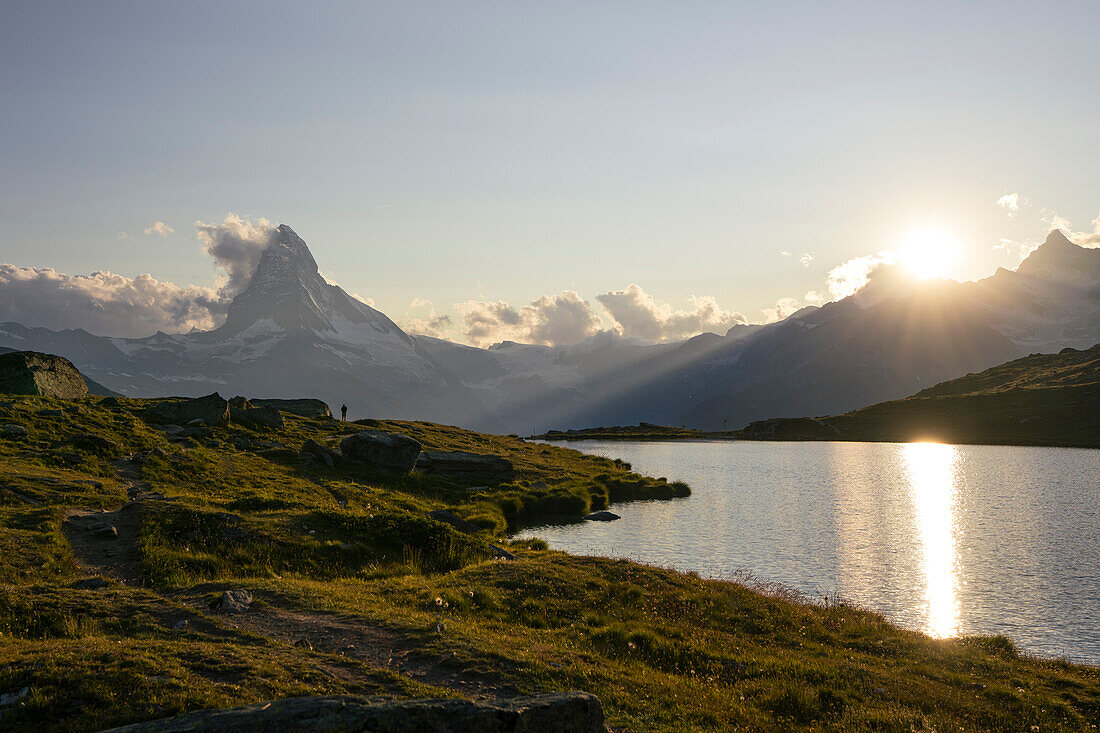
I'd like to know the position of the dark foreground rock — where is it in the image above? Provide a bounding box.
[251,398,333,419]
[0,351,88,399]
[146,393,230,427]
[101,692,607,732]
[415,451,515,483]
[301,439,341,467]
[340,430,422,472]
[584,511,620,522]
[231,406,285,429]
[428,509,481,534]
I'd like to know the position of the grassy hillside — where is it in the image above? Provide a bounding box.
[0,394,1097,731]
[737,345,1100,448]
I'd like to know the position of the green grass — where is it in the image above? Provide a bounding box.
[0,394,1097,731]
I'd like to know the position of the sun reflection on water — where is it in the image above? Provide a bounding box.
[902,442,961,638]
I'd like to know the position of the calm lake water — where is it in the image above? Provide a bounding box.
[516,440,1100,665]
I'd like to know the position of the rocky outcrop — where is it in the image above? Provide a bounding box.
[339,430,422,472]
[415,451,515,483]
[428,509,481,534]
[101,692,607,732]
[251,398,333,419]
[146,393,230,427]
[736,416,841,441]
[300,439,340,467]
[0,351,88,399]
[231,406,284,430]
[1,424,27,440]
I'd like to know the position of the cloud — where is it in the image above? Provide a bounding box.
[194,213,276,297]
[761,297,803,323]
[406,313,453,339]
[0,265,225,338]
[117,232,130,240]
[1051,211,1100,248]
[597,284,746,342]
[804,251,897,304]
[144,221,174,237]
[799,252,814,267]
[993,237,1041,261]
[780,251,791,258]
[403,298,455,340]
[996,193,1020,217]
[458,290,602,347]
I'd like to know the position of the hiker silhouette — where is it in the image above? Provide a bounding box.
[341,404,347,421]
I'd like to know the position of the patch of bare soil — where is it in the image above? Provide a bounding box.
[180,591,514,700]
[61,458,165,585]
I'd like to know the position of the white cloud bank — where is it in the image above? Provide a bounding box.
[195,214,276,298]
[458,291,602,347]
[0,214,274,338]
[597,284,746,342]
[0,265,223,338]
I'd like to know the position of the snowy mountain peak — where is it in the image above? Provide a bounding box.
[218,225,412,347]
[1017,229,1100,283]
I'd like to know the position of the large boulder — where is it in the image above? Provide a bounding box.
[230,406,284,429]
[147,393,230,426]
[301,439,341,467]
[0,351,88,399]
[100,692,606,733]
[250,398,332,419]
[339,430,421,472]
[415,451,515,483]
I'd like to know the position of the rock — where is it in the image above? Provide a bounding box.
[0,686,30,708]
[94,525,118,540]
[250,398,332,419]
[736,416,841,441]
[415,451,515,483]
[1,423,27,440]
[172,620,189,630]
[218,589,253,613]
[97,692,606,732]
[36,408,63,417]
[300,439,340,467]
[584,511,620,522]
[72,577,109,590]
[99,396,124,409]
[0,351,89,399]
[146,393,230,427]
[339,430,421,472]
[490,545,517,560]
[428,509,481,534]
[231,406,284,430]
[180,426,214,440]
[55,451,83,465]
[69,432,120,455]
[156,424,185,436]
[227,396,251,410]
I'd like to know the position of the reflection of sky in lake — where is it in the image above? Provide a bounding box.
[517,440,1100,664]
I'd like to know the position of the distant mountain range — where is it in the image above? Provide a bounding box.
[1,228,1097,433]
[737,343,1100,448]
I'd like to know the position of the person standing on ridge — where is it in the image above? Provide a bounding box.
[341,404,348,421]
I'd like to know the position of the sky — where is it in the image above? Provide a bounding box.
[2,1,1099,343]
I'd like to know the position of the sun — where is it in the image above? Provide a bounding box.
[897,228,959,280]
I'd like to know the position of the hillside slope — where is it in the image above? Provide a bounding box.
[738,344,1100,447]
[0,391,1097,730]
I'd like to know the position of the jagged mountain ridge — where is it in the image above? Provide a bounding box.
[420,231,1100,431]
[0,228,1096,432]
